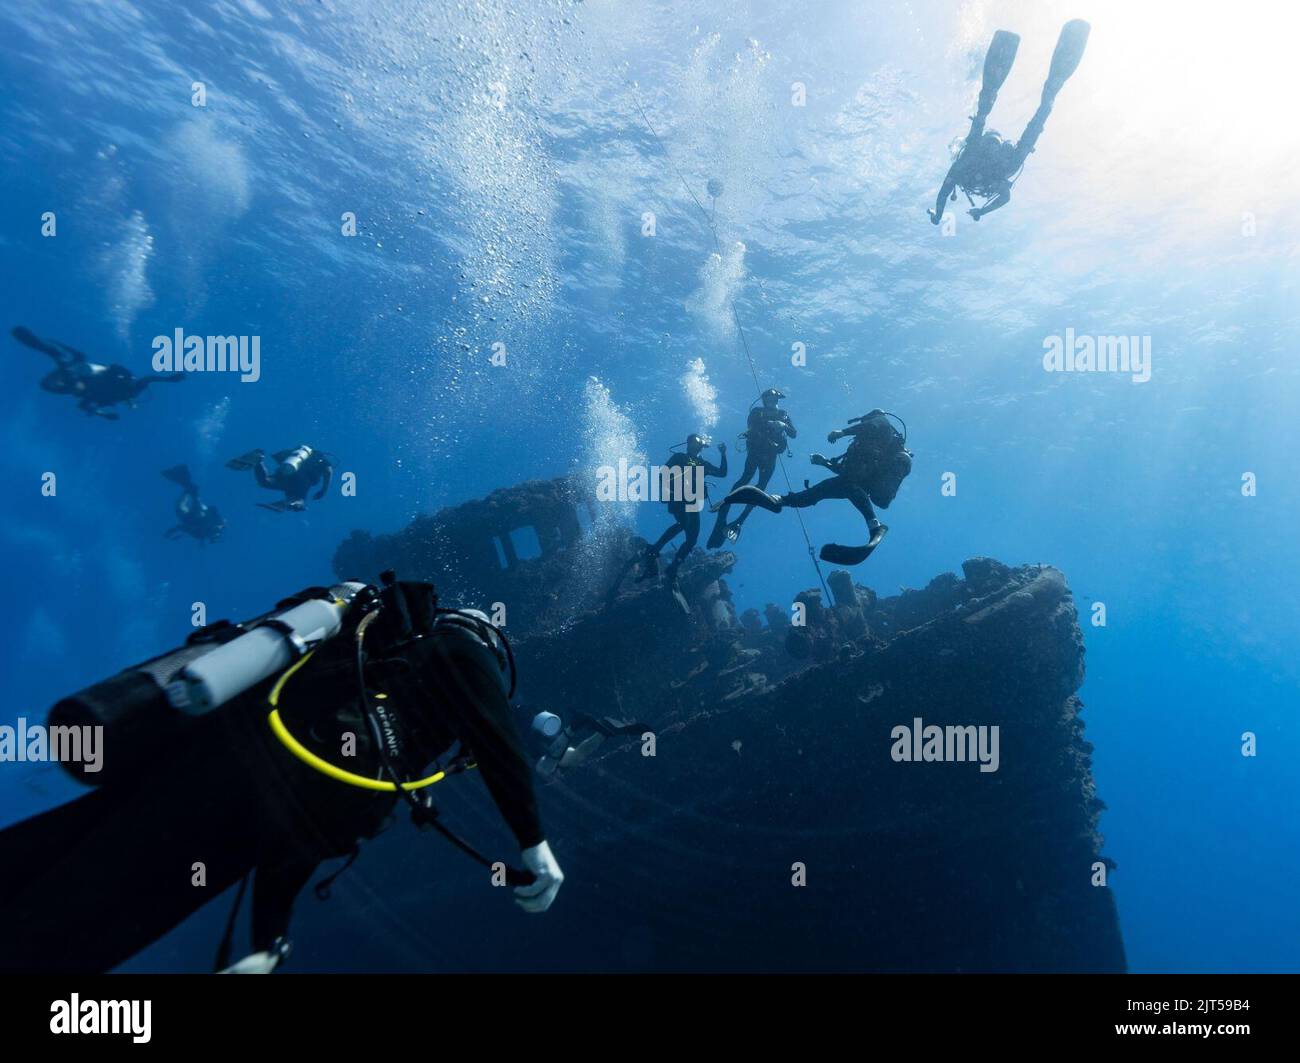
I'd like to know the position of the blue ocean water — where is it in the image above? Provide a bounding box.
[0,0,1296,973]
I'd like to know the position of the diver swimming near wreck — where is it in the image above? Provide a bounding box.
[227,444,333,512]
[929,20,1090,224]
[707,388,797,549]
[11,325,185,419]
[162,464,226,545]
[639,434,727,592]
[718,409,912,566]
[0,573,564,974]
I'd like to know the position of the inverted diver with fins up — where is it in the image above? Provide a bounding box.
[929,19,1091,224]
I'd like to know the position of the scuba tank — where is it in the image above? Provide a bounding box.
[49,582,371,786]
[843,410,913,509]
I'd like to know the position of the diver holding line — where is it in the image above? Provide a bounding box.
[929,20,1090,224]
[0,573,564,974]
[707,388,797,549]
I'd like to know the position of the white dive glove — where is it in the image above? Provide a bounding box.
[513,840,564,913]
[218,937,290,974]
[218,950,282,974]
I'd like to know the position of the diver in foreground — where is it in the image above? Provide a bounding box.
[0,574,563,974]
[718,409,912,566]
[12,325,184,419]
[928,20,1090,224]
[162,464,226,545]
[706,388,797,549]
[640,433,727,592]
[227,443,333,511]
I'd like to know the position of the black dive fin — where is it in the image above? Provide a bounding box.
[705,511,731,549]
[818,524,889,566]
[976,30,1020,120]
[723,485,783,513]
[226,449,264,471]
[1044,19,1090,99]
[161,464,195,490]
[11,326,64,360]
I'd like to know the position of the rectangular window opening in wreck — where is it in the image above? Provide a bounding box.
[574,503,593,534]
[509,525,543,563]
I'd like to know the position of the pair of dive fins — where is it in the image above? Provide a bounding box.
[978,19,1090,121]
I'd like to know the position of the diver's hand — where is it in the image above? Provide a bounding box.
[928,207,940,225]
[514,840,564,913]
[968,208,982,221]
[827,430,843,443]
[810,453,830,468]
[718,442,727,454]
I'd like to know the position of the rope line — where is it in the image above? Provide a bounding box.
[629,84,831,600]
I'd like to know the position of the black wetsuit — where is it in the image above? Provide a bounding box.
[163,465,224,544]
[646,449,727,579]
[710,405,796,541]
[254,446,332,509]
[0,624,541,973]
[13,326,183,419]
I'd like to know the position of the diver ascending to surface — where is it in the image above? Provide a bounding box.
[706,388,798,549]
[227,443,333,512]
[11,325,184,419]
[928,20,1090,225]
[0,575,564,974]
[639,434,727,592]
[162,464,226,545]
[718,409,912,566]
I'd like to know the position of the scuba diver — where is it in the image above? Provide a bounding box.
[928,20,1091,224]
[162,464,226,545]
[639,434,727,593]
[0,573,563,974]
[717,409,912,566]
[527,709,650,778]
[706,388,798,549]
[227,444,333,512]
[12,325,184,419]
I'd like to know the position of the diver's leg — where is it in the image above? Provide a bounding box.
[709,454,759,547]
[667,511,701,580]
[0,773,257,972]
[731,459,777,528]
[1012,104,1051,167]
[253,456,277,489]
[649,519,683,555]
[12,326,77,366]
[818,484,888,566]
[251,858,318,953]
[777,476,848,509]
